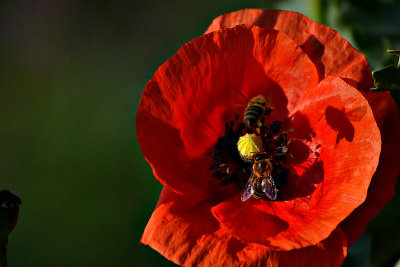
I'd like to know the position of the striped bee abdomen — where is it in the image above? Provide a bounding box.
[252,190,266,199]
[244,95,267,128]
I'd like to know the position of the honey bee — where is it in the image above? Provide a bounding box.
[241,152,278,201]
[244,95,272,128]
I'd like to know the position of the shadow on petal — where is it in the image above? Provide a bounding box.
[280,160,324,201]
[277,111,323,201]
[324,106,355,145]
[212,198,289,246]
[300,35,325,81]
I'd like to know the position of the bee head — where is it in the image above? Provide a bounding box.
[254,152,268,161]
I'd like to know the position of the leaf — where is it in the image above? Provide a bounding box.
[372,65,400,91]
[387,50,400,57]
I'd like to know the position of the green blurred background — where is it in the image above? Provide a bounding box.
[0,0,399,266]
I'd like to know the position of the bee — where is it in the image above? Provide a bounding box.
[241,152,278,201]
[244,95,272,128]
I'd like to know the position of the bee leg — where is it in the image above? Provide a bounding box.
[259,117,265,126]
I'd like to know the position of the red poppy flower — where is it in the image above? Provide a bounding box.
[137,9,400,266]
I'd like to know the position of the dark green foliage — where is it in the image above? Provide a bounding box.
[372,65,400,91]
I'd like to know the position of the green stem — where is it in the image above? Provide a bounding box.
[312,0,328,25]
[0,239,7,267]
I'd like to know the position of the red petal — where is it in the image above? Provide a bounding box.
[275,227,347,267]
[136,25,318,196]
[141,188,347,266]
[205,9,373,89]
[141,188,249,266]
[340,91,400,246]
[212,77,381,250]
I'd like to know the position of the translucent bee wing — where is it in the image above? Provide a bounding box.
[261,175,278,200]
[241,173,255,202]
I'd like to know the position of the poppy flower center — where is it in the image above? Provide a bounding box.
[210,96,293,201]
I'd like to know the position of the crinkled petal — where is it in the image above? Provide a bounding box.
[340,91,400,246]
[275,227,347,267]
[205,9,373,89]
[211,77,381,250]
[136,25,318,196]
[141,188,347,267]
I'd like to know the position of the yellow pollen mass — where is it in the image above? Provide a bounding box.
[237,133,263,162]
